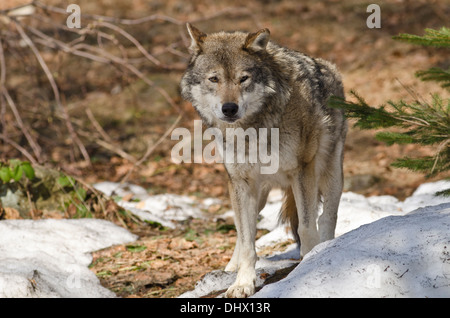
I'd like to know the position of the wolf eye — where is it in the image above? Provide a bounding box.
[240,75,249,83]
[208,76,219,83]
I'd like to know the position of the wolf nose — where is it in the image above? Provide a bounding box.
[222,103,238,117]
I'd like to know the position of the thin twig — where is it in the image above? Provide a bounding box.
[0,133,38,164]
[394,115,431,127]
[46,38,182,113]
[119,114,182,185]
[12,18,91,164]
[0,37,8,139]
[84,108,114,143]
[33,1,183,26]
[431,139,450,174]
[85,108,137,163]
[0,38,5,85]
[22,11,184,141]
[2,88,42,159]
[26,24,111,63]
[94,20,162,67]
[0,37,42,162]
[0,2,256,183]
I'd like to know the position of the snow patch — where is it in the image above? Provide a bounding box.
[94,182,214,228]
[0,180,448,298]
[0,219,137,297]
[180,180,450,298]
[254,203,450,298]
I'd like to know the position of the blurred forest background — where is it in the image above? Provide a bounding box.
[0,0,448,297]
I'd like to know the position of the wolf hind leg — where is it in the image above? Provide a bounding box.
[291,164,320,257]
[279,187,300,246]
[318,141,344,242]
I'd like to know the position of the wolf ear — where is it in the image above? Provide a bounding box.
[244,28,270,52]
[186,23,207,54]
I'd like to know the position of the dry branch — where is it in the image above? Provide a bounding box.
[0,1,258,177]
[13,18,90,163]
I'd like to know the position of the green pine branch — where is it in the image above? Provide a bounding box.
[330,27,450,196]
[393,27,450,48]
[416,67,450,90]
[391,149,450,177]
[328,92,402,129]
[396,27,450,91]
[436,188,450,197]
[329,92,450,188]
[329,92,450,148]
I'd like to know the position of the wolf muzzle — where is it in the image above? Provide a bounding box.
[222,102,239,119]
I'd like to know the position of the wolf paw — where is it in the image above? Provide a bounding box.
[225,283,255,298]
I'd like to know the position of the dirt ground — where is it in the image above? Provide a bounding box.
[1,0,449,297]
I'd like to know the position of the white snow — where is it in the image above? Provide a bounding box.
[0,219,137,297]
[254,202,450,298]
[0,180,448,298]
[180,180,450,298]
[94,182,213,228]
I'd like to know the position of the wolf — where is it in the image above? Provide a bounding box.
[180,24,347,297]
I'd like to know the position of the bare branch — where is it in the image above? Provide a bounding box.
[33,1,183,26]
[0,37,42,162]
[85,108,137,163]
[93,20,162,67]
[26,25,111,63]
[0,2,260,181]
[12,18,91,164]
[119,114,182,185]
[0,133,38,164]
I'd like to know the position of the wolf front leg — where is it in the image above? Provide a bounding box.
[224,234,240,272]
[225,187,269,273]
[225,179,259,298]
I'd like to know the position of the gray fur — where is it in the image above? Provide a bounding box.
[181,24,347,297]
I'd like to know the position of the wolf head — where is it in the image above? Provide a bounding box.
[181,24,290,127]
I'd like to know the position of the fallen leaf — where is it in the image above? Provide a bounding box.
[4,207,21,219]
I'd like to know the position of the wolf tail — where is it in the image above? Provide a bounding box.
[279,187,300,246]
